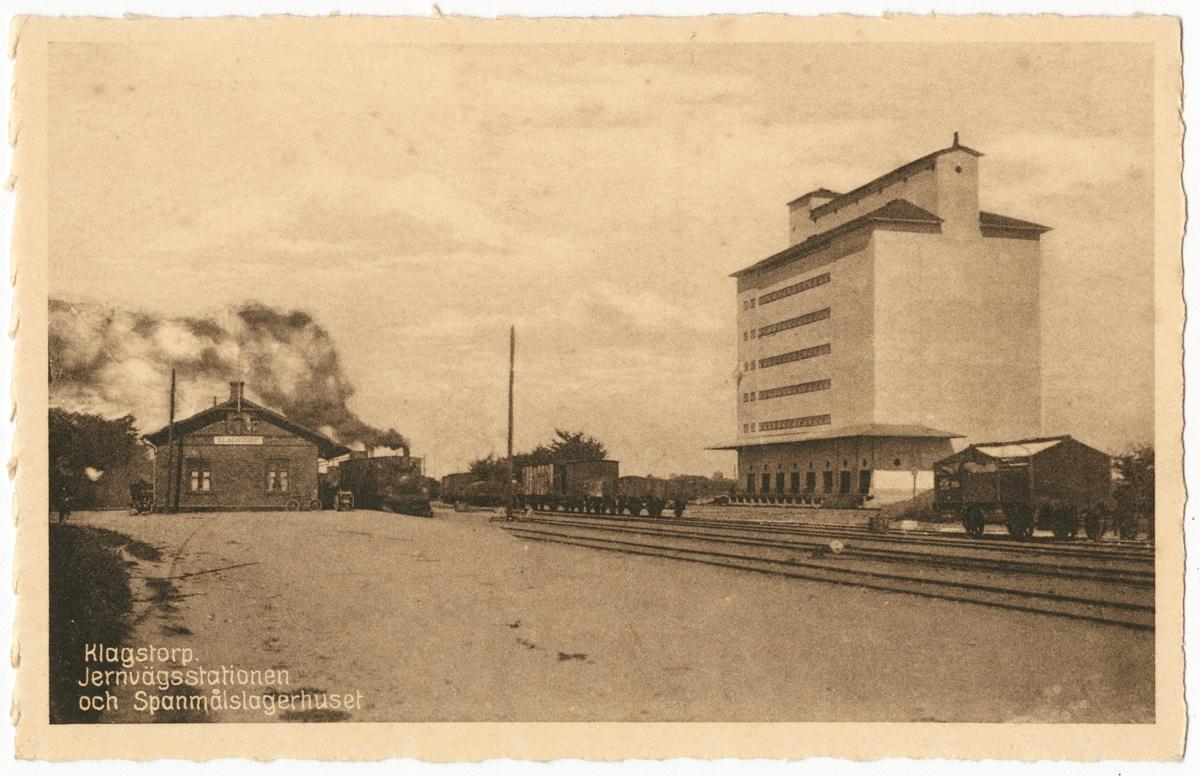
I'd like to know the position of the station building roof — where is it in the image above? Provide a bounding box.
[143,396,352,460]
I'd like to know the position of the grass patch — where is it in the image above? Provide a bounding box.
[49,524,135,724]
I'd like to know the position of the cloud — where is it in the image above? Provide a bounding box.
[49,299,411,452]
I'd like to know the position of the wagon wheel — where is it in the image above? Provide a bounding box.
[1045,504,1071,541]
[1064,506,1079,539]
[308,498,323,511]
[1005,505,1034,541]
[286,499,301,512]
[963,507,986,538]
[1084,507,1106,540]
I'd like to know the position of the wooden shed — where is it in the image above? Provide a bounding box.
[142,382,351,512]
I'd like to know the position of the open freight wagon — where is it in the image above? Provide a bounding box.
[521,461,692,518]
[933,435,1111,540]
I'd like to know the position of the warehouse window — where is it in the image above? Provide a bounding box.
[839,471,852,494]
[758,414,832,432]
[806,471,817,492]
[758,307,831,338]
[758,378,831,401]
[758,343,831,369]
[761,473,771,493]
[746,473,755,492]
[822,470,834,493]
[266,460,290,492]
[859,470,872,494]
[186,459,211,492]
[775,472,785,493]
[790,472,800,493]
[743,331,749,341]
[759,272,831,306]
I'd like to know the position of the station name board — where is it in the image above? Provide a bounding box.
[213,436,264,445]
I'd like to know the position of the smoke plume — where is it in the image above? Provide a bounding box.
[49,299,409,454]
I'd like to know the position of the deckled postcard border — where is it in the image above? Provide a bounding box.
[8,12,1185,762]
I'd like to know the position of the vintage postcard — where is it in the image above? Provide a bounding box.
[8,12,1185,761]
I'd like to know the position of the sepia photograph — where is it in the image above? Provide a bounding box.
[9,10,1185,762]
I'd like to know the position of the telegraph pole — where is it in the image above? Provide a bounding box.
[164,369,176,513]
[506,325,515,521]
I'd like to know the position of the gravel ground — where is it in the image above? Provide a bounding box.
[70,506,1153,723]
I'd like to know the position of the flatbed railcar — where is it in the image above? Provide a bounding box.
[933,435,1111,540]
[521,461,691,517]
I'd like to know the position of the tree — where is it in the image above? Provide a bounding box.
[466,429,608,484]
[49,409,146,511]
[546,429,606,463]
[1112,444,1154,538]
[468,454,509,484]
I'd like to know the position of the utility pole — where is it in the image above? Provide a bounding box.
[164,369,176,513]
[506,325,515,521]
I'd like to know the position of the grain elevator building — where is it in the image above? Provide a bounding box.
[718,137,1048,503]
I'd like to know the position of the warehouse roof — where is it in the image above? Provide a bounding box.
[731,198,943,278]
[708,422,964,450]
[979,210,1052,235]
[807,140,983,222]
[143,397,353,460]
[786,188,842,208]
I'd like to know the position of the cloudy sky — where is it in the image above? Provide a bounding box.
[46,34,1155,477]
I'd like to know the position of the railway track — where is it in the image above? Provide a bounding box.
[524,508,1155,564]
[504,513,1154,631]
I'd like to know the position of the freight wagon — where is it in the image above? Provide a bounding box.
[521,461,691,518]
[523,460,619,513]
[616,476,695,518]
[440,472,479,504]
[933,435,1111,540]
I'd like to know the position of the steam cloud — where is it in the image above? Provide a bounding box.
[49,299,409,454]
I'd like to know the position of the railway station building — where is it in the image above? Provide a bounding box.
[143,381,351,512]
[717,136,1049,504]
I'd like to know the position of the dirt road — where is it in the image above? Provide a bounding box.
[72,507,1153,723]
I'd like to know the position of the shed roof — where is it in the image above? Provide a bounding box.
[143,397,353,460]
[975,439,1063,458]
